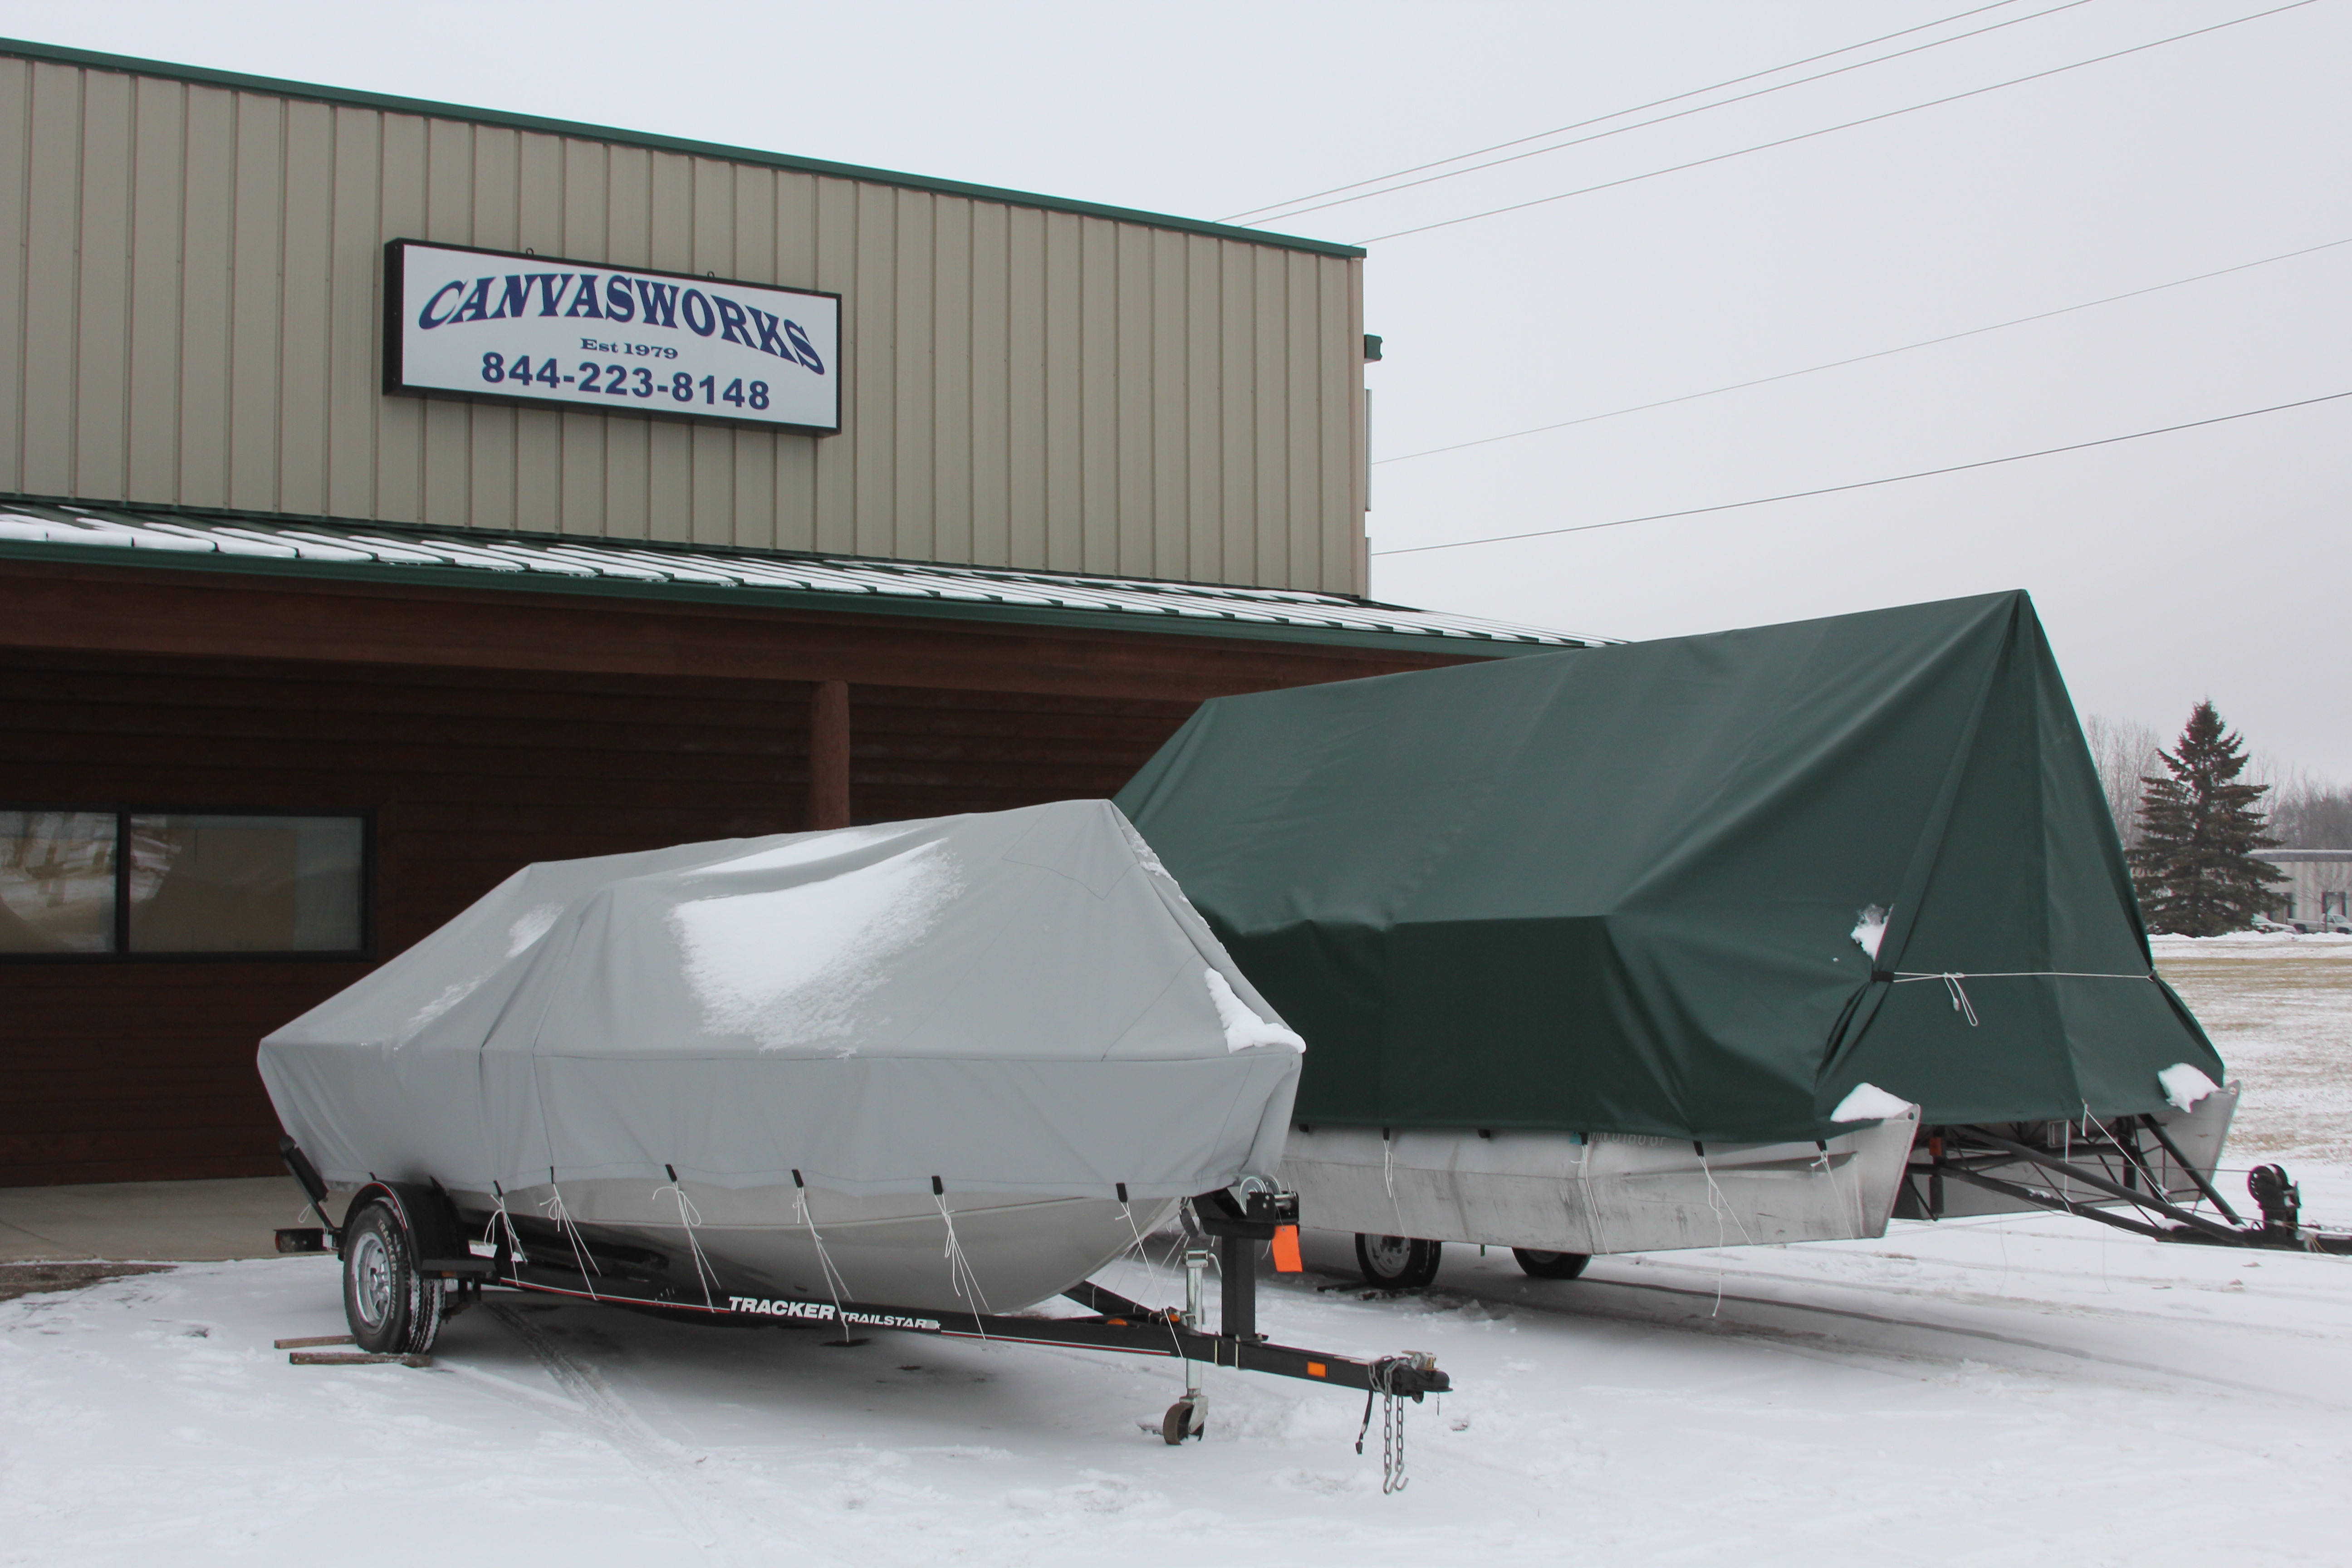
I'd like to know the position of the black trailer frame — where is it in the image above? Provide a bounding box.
[274,1140,1447,1454]
[1896,1118,2352,1254]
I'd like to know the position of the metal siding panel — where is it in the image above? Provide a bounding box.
[810,173,856,555]
[1114,223,1151,576]
[125,75,185,504]
[1149,227,1187,581]
[323,106,380,522]
[73,69,134,500]
[643,151,693,542]
[774,170,823,553]
[1185,234,1222,583]
[599,143,651,539]
[1252,245,1289,587]
[21,64,84,498]
[730,162,778,552]
[176,86,235,507]
[465,125,519,532]
[851,183,896,558]
[1218,240,1256,584]
[1285,250,1320,589]
[1008,205,1050,570]
[1317,255,1354,597]
[372,113,427,523]
[968,198,1010,567]
[892,189,934,562]
[512,131,565,535]
[931,194,973,567]
[419,116,474,528]
[1040,211,1083,572]
[0,58,29,492]
[226,92,287,515]
[688,156,735,547]
[275,97,334,518]
[557,137,609,538]
[1078,216,1116,574]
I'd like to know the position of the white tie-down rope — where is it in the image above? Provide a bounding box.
[1115,1184,1190,1378]
[538,1172,599,1299]
[2074,1108,2176,1207]
[487,1181,526,1259]
[1886,969,2155,1029]
[652,1166,719,1311]
[1382,1128,1406,1234]
[790,1170,854,1338]
[1573,1137,1610,1256]
[1694,1144,1755,1318]
[932,1179,992,1327]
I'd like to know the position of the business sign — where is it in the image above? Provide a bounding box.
[383,240,841,435]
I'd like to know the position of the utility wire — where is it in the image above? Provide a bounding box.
[1359,1,2318,245]
[1240,0,2096,228]
[1220,0,2030,224]
[1377,236,2352,466]
[1371,390,2352,557]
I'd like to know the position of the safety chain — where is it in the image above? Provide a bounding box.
[1354,1357,1411,1494]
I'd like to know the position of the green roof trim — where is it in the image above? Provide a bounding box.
[0,36,1364,261]
[0,498,1599,659]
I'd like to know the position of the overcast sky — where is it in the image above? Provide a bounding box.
[10,1,2347,776]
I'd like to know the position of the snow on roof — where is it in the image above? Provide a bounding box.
[0,503,1608,655]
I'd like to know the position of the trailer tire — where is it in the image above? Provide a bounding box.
[1355,1233,1443,1289]
[343,1201,445,1355]
[1512,1248,1590,1280]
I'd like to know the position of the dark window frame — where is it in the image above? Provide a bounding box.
[0,805,375,964]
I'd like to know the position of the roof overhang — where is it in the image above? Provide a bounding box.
[0,500,1605,662]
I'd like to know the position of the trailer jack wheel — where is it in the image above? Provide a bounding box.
[1161,1396,1206,1445]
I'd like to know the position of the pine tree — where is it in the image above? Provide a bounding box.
[2129,701,2282,936]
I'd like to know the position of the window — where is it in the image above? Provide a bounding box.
[0,810,368,958]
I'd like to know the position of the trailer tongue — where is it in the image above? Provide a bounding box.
[1914,1118,2352,1254]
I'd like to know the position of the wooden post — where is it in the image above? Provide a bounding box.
[808,679,850,829]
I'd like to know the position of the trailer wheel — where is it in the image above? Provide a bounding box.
[1354,1233,1443,1289]
[1511,1248,1590,1280]
[343,1201,445,1355]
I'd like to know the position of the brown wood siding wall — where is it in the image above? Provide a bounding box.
[0,55,1369,592]
[0,647,1206,1185]
[0,553,1502,1188]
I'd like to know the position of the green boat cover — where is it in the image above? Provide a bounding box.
[1116,591,2221,1144]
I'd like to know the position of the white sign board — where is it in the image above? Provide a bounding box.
[384,240,841,434]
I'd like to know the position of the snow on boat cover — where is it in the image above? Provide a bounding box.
[259,801,1303,1313]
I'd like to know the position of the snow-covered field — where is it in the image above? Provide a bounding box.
[5,942,2348,1566]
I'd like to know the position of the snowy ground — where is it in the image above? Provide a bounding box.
[5,946,2349,1566]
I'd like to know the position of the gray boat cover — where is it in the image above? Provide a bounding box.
[259,801,1304,1200]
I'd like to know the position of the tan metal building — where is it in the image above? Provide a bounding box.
[0,39,1368,591]
[0,39,1590,1186]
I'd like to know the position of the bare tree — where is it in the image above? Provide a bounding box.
[2269,777,2352,848]
[2082,714,2164,849]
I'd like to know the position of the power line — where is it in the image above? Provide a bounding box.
[1239,0,2096,229]
[1219,0,2030,225]
[1358,1,2318,245]
[1377,236,2352,466]
[1371,390,2352,557]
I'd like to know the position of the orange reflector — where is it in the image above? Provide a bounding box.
[1307,1361,1327,1378]
[1272,1224,1303,1273]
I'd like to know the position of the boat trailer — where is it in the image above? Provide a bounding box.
[273,1141,1447,1468]
[1901,1117,2352,1254]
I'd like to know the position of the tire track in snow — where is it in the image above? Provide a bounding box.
[1479,1273,2352,1411]
[485,1303,848,1564]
